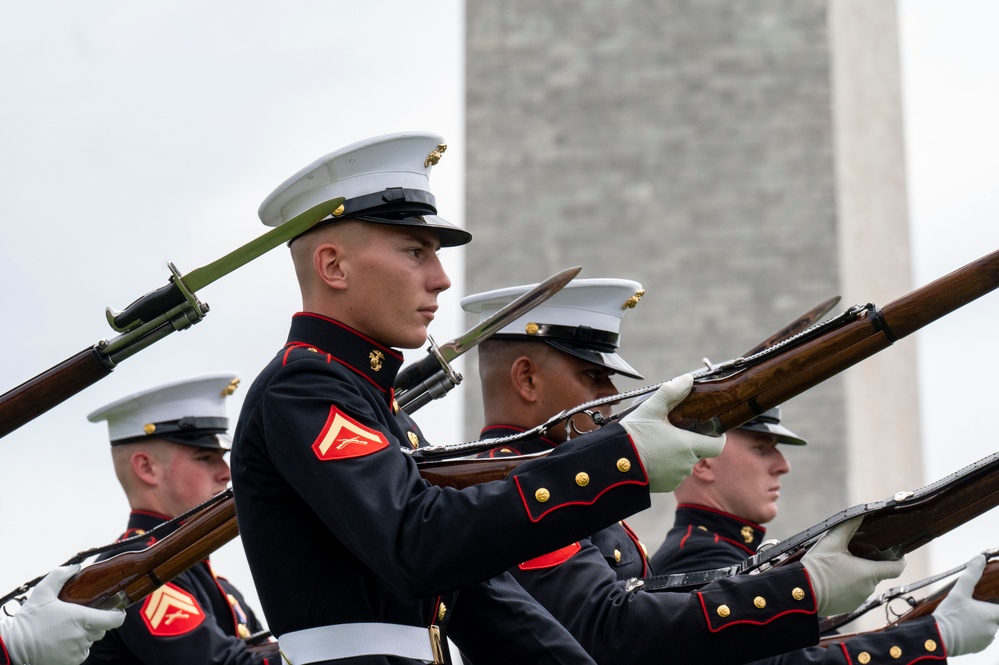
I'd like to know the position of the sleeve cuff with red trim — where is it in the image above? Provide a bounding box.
[511,423,649,522]
[697,563,817,632]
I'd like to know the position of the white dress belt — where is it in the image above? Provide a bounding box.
[278,623,446,664]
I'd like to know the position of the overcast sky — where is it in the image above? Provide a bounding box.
[1,2,997,661]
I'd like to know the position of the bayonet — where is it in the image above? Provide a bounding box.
[0,198,343,438]
[395,266,582,412]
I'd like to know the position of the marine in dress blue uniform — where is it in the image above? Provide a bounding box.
[230,133,724,665]
[651,411,949,664]
[466,280,826,664]
[84,373,275,665]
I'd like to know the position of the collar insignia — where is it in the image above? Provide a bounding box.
[369,349,385,372]
[741,525,755,544]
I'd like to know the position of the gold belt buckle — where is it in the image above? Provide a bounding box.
[428,625,447,665]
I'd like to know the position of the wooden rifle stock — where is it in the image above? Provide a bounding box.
[819,559,999,647]
[57,491,238,611]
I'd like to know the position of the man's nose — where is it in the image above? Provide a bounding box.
[428,254,451,292]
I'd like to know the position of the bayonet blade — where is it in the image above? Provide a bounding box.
[394,266,582,394]
[442,265,583,361]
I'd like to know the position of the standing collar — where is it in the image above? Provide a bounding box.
[674,504,768,552]
[478,425,559,456]
[287,312,405,394]
[123,510,172,540]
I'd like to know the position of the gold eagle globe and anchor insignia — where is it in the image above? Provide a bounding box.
[369,350,385,372]
[741,525,755,544]
[220,377,240,398]
[424,143,447,167]
[622,289,645,309]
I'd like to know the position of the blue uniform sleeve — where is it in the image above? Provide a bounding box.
[256,359,651,597]
[740,616,946,664]
[510,535,821,664]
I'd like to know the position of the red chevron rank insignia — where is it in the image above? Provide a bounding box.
[312,406,390,460]
[518,542,582,570]
[140,583,205,636]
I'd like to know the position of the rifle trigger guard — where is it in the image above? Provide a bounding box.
[567,410,602,438]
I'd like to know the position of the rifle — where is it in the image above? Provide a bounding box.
[413,247,999,471]
[0,198,343,439]
[818,551,999,646]
[413,248,999,573]
[0,490,238,612]
[55,490,239,610]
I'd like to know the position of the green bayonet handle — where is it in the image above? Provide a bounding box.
[109,198,344,332]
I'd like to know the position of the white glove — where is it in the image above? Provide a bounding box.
[801,516,906,616]
[0,564,125,665]
[933,555,999,656]
[620,374,726,492]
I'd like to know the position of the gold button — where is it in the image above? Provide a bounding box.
[717,605,730,618]
[613,549,622,563]
[237,624,251,638]
[525,322,540,335]
[791,587,805,601]
[143,423,156,435]
[640,543,648,558]
[924,640,937,652]
[307,347,319,352]
[889,646,901,659]
[391,399,400,414]
[535,488,550,503]
[616,458,632,472]
[407,431,420,449]
[753,596,766,609]
[575,472,590,487]
[857,652,871,664]
[438,602,447,620]
[332,203,345,216]
[698,525,708,531]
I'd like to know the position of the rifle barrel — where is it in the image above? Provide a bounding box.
[0,347,114,438]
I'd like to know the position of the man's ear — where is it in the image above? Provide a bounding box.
[510,356,539,403]
[130,451,159,487]
[314,243,347,290]
[689,457,715,482]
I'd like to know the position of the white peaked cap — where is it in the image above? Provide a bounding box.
[87,373,241,449]
[461,278,646,379]
[257,131,471,247]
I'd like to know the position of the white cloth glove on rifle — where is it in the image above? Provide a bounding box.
[933,554,999,657]
[0,564,125,665]
[801,516,906,616]
[620,373,726,492]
